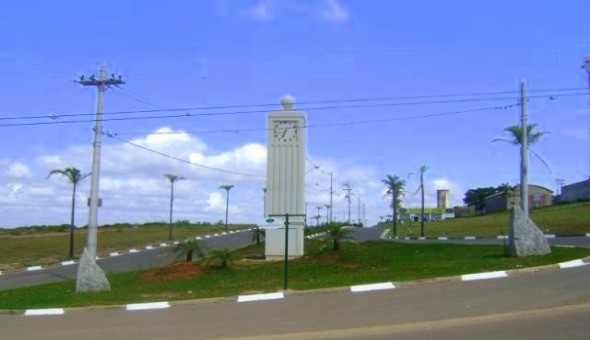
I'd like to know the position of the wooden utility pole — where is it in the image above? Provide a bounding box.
[78,66,124,260]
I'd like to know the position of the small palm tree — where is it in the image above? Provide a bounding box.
[323,224,355,251]
[172,239,205,262]
[382,175,406,237]
[164,174,186,240]
[251,226,265,246]
[492,124,551,173]
[207,248,240,269]
[48,167,91,258]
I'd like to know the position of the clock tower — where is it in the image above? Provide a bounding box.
[264,96,306,260]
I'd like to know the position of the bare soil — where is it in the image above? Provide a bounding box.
[140,262,204,282]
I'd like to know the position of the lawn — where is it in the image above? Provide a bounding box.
[0,240,587,310]
[377,201,590,238]
[0,223,254,272]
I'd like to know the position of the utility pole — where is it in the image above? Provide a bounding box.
[329,171,333,224]
[555,178,565,196]
[78,66,124,260]
[357,193,361,225]
[342,182,353,224]
[582,57,590,179]
[520,80,529,218]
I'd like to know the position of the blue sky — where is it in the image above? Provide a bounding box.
[1,0,589,228]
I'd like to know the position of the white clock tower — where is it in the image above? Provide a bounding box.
[264,95,306,260]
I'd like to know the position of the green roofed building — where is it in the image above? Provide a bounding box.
[398,207,455,222]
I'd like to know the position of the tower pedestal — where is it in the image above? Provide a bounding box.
[264,224,305,261]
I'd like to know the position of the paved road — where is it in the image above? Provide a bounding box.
[2,262,588,339]
[0,230,253,291]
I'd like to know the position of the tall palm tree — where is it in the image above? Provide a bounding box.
[219,185,234,232]
[418,166,428,237]
[492,124,551,173]
[164,174,186,240]
[48,167,91,258]
[382,175,406,237]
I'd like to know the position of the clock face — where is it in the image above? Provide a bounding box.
[273,120,298,143]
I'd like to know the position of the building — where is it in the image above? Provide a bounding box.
[483,184,553,214]
[561,179,590,202]
[398,207,455,222]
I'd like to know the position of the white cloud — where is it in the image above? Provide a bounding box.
[205,191,225,213]
[244,0,349,23]
[321,0,349,23]
[3,162,32,179]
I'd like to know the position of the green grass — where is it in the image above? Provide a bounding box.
[1,240,587,310]
[0,224,254,272]
[378,201,590,237]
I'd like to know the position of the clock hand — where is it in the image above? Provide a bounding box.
[281,129,287,139]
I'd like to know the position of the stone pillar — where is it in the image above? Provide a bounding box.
[509,206,551,257]
[264,96,306,260]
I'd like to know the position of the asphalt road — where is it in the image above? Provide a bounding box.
[2,262,588,339]
[0,230,254,291]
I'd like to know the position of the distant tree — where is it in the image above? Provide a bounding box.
[492,123,551,173]
[172,239,205,262]
[207,248,240,268]
[164,174,186,240]
[382,175,406,236]
[323,224,355,251]
[48,167,91,258]
[463,186,498,211]
[251,226,265,246]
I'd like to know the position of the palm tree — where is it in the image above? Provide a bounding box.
[207,248,240,268]
[219,185,234,232]
[492,124,551,173]
[48,167,91,258]
[164,174,186,240]
[172,239,205,262]
[382,175,406,237]
[323,224,355,251]
[418,166,428,237]
[251,226,265,246]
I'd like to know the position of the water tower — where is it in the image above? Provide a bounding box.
[437,189,450,210]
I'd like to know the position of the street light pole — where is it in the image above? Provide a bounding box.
[220,185,234,232]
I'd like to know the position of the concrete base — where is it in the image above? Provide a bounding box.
[263,225,304,261]
[509,206,551,257]
[76,248,111,292]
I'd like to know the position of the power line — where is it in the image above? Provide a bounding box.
[103,131,265,178]
[0,92,584,128]
[0,87,586,124]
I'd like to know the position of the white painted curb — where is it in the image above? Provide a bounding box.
[160,243,168,247]
[173,241,179,245]
[126,302,170,311]
[418,237,426,240]
[145,245,154,250]
[464,236,476,240]
[586,233,590,238]
[24,308,64,316]
[351,282,395,293]
[109,252,120,257]
[128,249,138,253]
[61,260,75,266]
[26,266,42,271]
[461,271,508,281]
[497,235,509,240]
[438,237,448,240]
[196,237,202,240]
[237,292,284,303]
[559,259,588,269]
[544,234,556,239]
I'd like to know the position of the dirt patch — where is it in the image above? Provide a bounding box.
[344,263,361,269]
[140,262,205,282]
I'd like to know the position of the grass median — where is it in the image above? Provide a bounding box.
[1,240,588,310]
